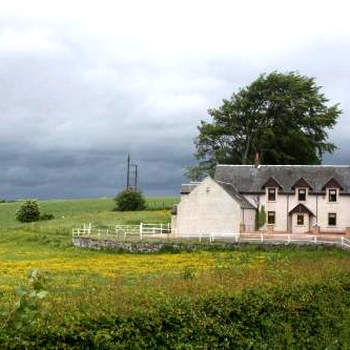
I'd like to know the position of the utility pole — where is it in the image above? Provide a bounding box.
[126,153,130,190]
[126,154,139,192]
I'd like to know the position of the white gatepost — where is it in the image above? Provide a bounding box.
[341,236,344,249]
[288,235,291,244]
[261,233,264,243]
[139,222,143,240]
[313,236,317,244]
[235,234,238,243]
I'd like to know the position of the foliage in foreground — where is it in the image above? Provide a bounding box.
[0,272,350,349]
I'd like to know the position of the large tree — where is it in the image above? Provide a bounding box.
[186,72,341,180]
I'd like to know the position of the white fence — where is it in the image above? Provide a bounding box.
[71,224,350,250]
[175,232,350,249]
[72,223,171,240]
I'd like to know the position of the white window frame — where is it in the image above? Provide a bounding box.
[298,188,306,201]
[267,188,276,202]
[328,188,337,203]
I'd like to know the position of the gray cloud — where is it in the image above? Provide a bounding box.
[0,1,349,199]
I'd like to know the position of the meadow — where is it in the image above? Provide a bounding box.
[1,197,350,348]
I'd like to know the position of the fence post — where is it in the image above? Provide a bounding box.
[77,228,80,237]
[313,236,317,244]
[161,223,163,237]
[88,223,92,235]
[261,233,264,243]
[235,234,238,243]
[199,232,202,242]
[341,236,344,249]
[98,229,101,238]
[139,223,143,239]
[288,235,291,244]
[212,233,215,242]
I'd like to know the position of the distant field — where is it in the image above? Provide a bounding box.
[0,196,179,227]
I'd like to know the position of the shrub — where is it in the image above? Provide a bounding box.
[256,204,266,230]
[39,213,55,221]
[16,200,40,223]
[114,190,146,211]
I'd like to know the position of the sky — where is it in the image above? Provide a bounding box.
[0,0,349,199]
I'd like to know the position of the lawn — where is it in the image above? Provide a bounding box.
[1,197,350,348]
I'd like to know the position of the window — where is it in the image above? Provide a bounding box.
[267,211,275,225]
[328,189,337,202]
[297,214,304,225]
[328,213,337,226]
[298,189,306,201]
[268,188,276,201]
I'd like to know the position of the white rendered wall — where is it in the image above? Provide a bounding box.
[175,177,241,235]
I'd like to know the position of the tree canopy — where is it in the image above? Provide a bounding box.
[186,72,341,180]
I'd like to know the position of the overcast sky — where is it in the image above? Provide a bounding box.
[0,0,349,199]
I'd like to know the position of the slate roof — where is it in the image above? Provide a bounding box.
[181,183,201,194]
[289,203,315,216]
[215,165,350,194]
[216,181,256,209]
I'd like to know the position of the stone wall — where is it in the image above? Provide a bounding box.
[72,237,348,253]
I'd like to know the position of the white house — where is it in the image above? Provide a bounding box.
[172,165,350,235]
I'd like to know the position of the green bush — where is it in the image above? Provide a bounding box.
[114,190,146,211]
[16,200,40,223]
[1,275,350,348]
[256,204,266,230]
[39,213,55,221]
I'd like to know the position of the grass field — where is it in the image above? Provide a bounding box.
[1,197,350,348]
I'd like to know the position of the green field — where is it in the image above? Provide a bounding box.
[1,197,350,348]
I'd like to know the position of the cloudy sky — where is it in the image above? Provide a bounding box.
[0,0,349,199]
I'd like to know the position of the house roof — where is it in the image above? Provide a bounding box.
[261,176,283,189]
[291,177,313,189]
[215,165,350,194]
[321,177,344,190]
[180,179,256,209]
[289,203,315,216]
[181,183,200,194]
[216,181,256,209]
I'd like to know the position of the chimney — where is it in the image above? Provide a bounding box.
[254,151,261,167]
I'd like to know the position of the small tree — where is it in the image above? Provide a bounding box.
[255,205,266,230]
[16,200,40,223]
[114,190,146,211]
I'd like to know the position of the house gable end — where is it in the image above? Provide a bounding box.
[322,177,344,190]
[291,177,313,190]
[261,176,282,189]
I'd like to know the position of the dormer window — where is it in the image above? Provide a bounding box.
[262,177,281,202]
[322,178,343,203]
[268,188,276,201]
[328,189,337,202]
[298,188,306,201]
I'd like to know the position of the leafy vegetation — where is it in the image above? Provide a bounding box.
[187,71,341,180]
[255,204,266,230]
[114,190,146,211]
[16,200,41,223]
